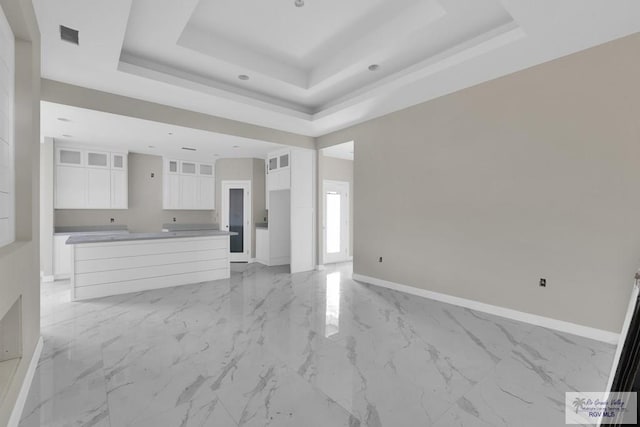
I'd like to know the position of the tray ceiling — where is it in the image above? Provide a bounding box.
[33,0,640,137]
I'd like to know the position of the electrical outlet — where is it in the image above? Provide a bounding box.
[378,256,383,263]
[110,218,114,223]
[150,172,155,178]
[539,278,546,287]
[173,217,177,222]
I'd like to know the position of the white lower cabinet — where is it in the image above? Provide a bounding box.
[53,235,72,279]
[256,228,269,265]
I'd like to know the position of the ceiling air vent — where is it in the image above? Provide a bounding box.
[181,147,197,151]
[60,25,79,45]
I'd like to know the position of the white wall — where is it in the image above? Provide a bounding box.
[0,0,41,423]
[317,33,640,334]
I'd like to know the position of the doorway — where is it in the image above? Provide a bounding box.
[323,180,350,264]
[221,180,252,262]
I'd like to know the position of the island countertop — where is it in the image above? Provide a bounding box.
[66,230,237,245]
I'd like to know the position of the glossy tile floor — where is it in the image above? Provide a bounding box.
[20,263,615,427]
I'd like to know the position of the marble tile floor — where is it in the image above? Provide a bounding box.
[19,262,615,427]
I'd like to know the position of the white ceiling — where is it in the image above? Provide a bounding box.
[41,101,285,160]
[322,141,354,161]
[33,0,640,137]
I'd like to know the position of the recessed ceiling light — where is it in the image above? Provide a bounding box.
[295,0,304,7]
[232,145,240,148]
[62,134,72,138]
[57,117,70,122]
[368,64,380,71]
[238,74,250,81]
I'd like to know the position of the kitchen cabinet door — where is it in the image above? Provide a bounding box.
[199,176,215,209]
[180,175,198,210]
[55,165,87,208]
[111,170,128,209]
[87,168,111,209]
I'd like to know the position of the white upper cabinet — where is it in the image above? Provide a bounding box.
[111,153,127,170]
[55,165,87,209]
[56,147,83,167]
[86,150,109,169]
[267,149,291,192]
[54,144,128,209]
[86,168,111,208]
[163,157,215,210]
[110,170,128,209]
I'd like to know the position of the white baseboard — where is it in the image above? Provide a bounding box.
[40,275,54,283]
[316,265,326,271]
[352,274,619,344]
[8,336,43,427]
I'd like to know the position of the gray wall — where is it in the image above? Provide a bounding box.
[317,33,640,334]
[0,0,40,423]
[215,158,266,258]
[318,153,353,261]
[55,152,215,232]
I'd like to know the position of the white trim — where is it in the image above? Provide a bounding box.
[352,274,619,344]
[322,180,350,265]
[8,336,43,427]
[41,275,54,283]
[316,265,326,271]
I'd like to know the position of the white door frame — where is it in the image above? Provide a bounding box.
[221,180,252,262]
[323,180,350,265]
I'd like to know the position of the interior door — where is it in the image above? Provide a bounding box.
[323,180,349,265]
[221,181,251,262]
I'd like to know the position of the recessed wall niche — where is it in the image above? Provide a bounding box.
[0,297,22,405]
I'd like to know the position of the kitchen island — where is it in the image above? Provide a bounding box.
[66,230,235,301]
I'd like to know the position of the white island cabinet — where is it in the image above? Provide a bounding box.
[67,231,233,301]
